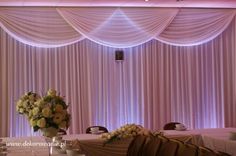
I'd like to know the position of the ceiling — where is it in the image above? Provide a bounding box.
[0,0,236,8]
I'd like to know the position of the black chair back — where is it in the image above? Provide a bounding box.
[163,122,181,130]
[86,126,108,134]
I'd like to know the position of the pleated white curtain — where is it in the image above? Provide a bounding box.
[0,7,235,48]
[0,17,236,137]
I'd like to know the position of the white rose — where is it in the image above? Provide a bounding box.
[23,101,28,108]
[42,107,51,117]
[117,128,122,133]
[101,133,109,138]
[123,134,128,138]
[30,119,37,127]
[28,110,33,118]
[32,107,40,116]
[47,89,57,96]
[110,132,115,137]
[29,94,35,101]
[127,134,132,137]
[37,118,46,128]
[19,108,24,113]
[17,100,23,107]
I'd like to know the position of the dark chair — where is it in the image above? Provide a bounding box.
[86,126,108,134]
[163,122,181,130]
[58,129,67,135]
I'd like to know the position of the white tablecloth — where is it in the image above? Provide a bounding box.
[1,134,100,156]
[2,128,236,156]
[163,128,236,156]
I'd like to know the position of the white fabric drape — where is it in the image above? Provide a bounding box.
[0,7,235,48]
[57,8,178,48]
[0,17,236,137]
[0,8,83,47]
[157,9,236,46]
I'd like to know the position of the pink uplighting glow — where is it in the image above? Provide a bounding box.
[0,0,235,8]
[0,0,236,142]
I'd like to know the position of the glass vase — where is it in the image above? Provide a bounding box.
[41,127,58,138]
[29,124,35,156]
[41,127,58,156]
[44,137,53,156]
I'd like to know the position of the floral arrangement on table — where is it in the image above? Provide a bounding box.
[16,92,41,116]
[16,89,71,138]
[101,124,151,144]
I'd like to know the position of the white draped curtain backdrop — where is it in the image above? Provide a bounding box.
[0,7,236,137]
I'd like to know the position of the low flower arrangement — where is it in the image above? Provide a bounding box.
[16,89,71,138]
[101,124,151,144]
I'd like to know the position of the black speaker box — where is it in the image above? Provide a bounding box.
[115,50,124,61]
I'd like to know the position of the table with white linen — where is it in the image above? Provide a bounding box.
[1,134,100,156]
[2,134,133,156]
[163,128,236,156]
[2,128,236,156]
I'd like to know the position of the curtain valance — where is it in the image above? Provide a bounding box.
[157,9,236,46]
[0,7,235,48]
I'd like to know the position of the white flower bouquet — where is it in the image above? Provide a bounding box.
[16,92,40,116]
[101,124,150,144]
[16,89,71,138]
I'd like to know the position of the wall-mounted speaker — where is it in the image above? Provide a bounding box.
[115,50,124,61]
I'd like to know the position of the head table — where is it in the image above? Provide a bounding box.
[1,134,133,156]
[162,128,236,156]
[1,134,100,156]
[1,128,236,156]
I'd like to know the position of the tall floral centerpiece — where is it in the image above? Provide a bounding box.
[16,89,71,138]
